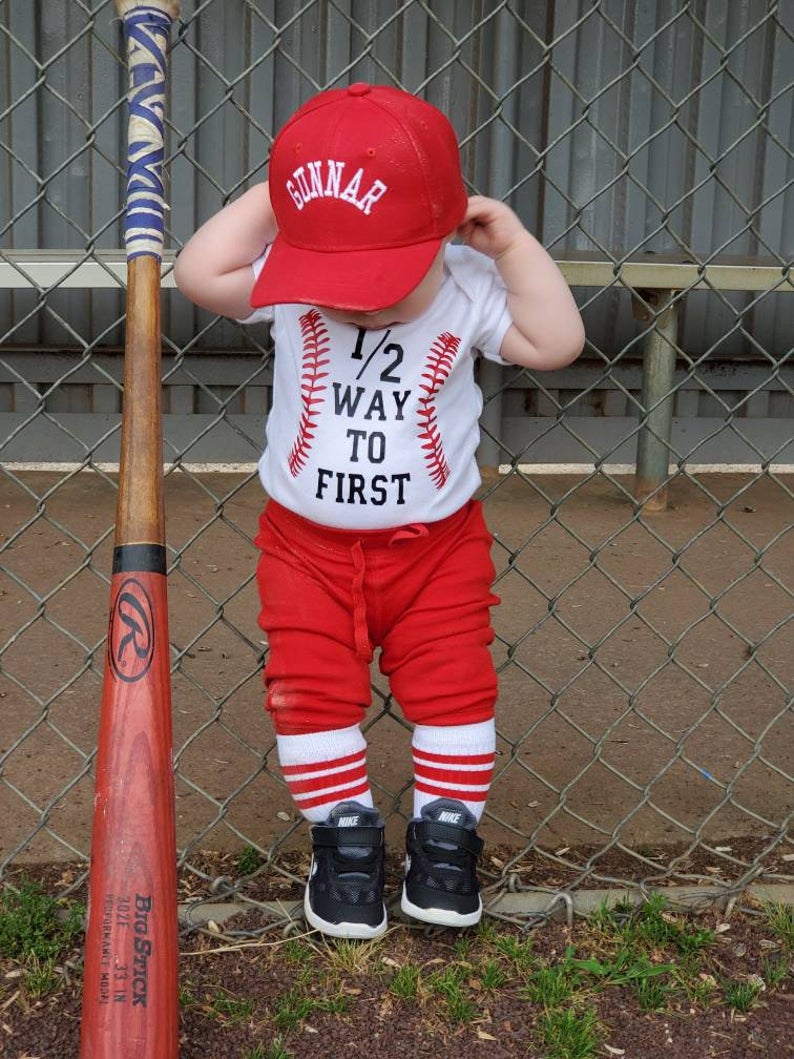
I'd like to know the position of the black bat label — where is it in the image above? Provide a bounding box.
[108,577,156,683]
[132,894,153,1007]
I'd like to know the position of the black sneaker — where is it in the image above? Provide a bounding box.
[401,798,484,927]
[304,801,387,939]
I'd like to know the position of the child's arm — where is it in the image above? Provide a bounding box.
[174,182,277,321]
[458,195,585,369]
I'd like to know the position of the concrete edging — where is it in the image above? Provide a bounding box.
[179,883,794,932]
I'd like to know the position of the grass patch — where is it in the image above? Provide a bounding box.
[682,972,718,1006]
[576,893,726,1008]
[389,962,420,1000]
[722,977,764,1013]
[271,988,316,1033]
[632,974,673,1011]
[236,844,265,876]
[21,955,62,999]
[493,932,535,973]
[323,935,384,974]
[0,879,84,1005]
[244,1042,295,1059]
[208,988,256,1024]
[272,985,351,1033]
[427,964,478,1023]
[0,879,83,962]
[622,893,716,962]
[763,901,794,950]
[761,954,789,987]
[179,981,199,1009]
[478,957,510,990]
[537,1004,602,1059]
[522,953,585,1007]
[570,948,676,988]
[281,937,315,965]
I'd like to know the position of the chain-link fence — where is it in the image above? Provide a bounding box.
[1,0,793,923]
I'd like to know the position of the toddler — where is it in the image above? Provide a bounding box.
[175,83,584,937]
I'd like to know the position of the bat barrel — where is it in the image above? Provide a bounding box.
[80,4,179,1057]
[80,566,177,1057]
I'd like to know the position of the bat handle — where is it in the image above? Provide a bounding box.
[115,2,180,262]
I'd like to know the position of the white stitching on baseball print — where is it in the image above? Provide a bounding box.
[417,331,459,489]
[288,309,330,477]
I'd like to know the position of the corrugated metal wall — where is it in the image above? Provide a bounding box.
[2,0,792,360]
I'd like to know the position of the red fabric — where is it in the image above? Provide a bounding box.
[413,762,494,785]
[412,745,494,802]
[414,781,489,802]
[255,499,499,735]
[283,762,369,796]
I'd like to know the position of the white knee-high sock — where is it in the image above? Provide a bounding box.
[277,724,374,823]
[412,719,495,822]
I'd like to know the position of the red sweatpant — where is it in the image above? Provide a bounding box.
[255,499,500,735]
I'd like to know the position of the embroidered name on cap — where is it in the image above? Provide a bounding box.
[285,160,388,215]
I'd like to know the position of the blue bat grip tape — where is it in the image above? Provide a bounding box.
[120,8,174,260]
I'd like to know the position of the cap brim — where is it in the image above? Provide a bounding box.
[251,236,443,313]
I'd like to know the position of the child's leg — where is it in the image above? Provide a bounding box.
[381,499,499,791]
[264,614,376,825]
[255,503,386,937]
[256,502,376,820]
[378,500,499,926]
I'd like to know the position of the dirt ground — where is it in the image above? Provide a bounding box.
[1,468,793,883]
[2,898,793,1059]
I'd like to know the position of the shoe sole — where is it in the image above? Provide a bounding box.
[400,885,483,928]
[304,887,387,939]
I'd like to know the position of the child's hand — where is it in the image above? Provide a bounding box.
[458,195,585,370]
[457,195,530,260]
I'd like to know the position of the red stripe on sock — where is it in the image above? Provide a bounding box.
[414,762,493,785]
[286,762,369,796]
[295,779,372,811]
[412,748,494,766]
[281,750,365,776]
[415,780,489,801]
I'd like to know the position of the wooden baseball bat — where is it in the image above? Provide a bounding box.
[80,4,180,1056]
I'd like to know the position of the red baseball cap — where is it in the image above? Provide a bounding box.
[251,83,468,312]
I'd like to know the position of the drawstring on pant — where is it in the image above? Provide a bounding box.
[389,523,430,544]
[350,540,373,661]
[349,525,429,660]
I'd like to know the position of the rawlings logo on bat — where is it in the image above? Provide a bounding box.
[108,577,156,683]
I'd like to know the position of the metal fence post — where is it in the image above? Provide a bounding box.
[633,288,679,511]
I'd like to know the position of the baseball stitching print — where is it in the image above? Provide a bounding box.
[288,309,331,477]
[417,331,460,489]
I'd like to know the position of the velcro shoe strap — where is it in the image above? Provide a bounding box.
[311,825,384,849]
[414,820,484,856]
